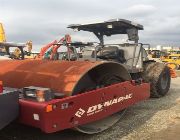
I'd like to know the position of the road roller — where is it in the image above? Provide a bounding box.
[0,19,171,134]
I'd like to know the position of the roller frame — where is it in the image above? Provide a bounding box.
[18,80,150,133]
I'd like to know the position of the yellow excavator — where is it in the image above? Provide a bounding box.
[0,22,32,59]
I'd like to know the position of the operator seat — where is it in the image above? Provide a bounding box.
[97,46,126,63]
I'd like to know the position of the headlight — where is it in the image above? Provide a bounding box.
[23,86,54,102]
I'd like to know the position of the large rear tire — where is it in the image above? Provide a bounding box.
[142,62,171,98]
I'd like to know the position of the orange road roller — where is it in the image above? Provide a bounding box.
[0,19,171,134]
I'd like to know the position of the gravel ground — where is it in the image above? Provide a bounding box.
[0,78,180,140]
[176,70,180,77]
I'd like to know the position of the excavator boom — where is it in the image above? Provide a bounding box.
[0,23,6,42]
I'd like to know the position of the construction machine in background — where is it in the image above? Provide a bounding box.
[0,19,171,134]
[144,44,177,77]
[0,22,32,60]
[169,50,180,55]
[36,34,72,60]
[0,23,6,42]
[149,50,168,59]
[162,54,180,70]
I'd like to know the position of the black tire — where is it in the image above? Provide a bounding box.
[142,62,171,98]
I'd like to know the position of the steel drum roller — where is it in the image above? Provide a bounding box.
[0,60,131,96]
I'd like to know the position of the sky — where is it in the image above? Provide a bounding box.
[0,0,180,51]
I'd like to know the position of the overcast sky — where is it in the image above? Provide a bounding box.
[0,0,180,51]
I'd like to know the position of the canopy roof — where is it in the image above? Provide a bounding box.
[68,19,143,36]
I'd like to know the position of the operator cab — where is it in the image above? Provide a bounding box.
[68,19,148,72]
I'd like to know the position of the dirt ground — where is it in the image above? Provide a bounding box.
[0,77,180,140]
[176,70,180,77]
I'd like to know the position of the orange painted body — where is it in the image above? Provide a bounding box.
[0,60,101,96]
